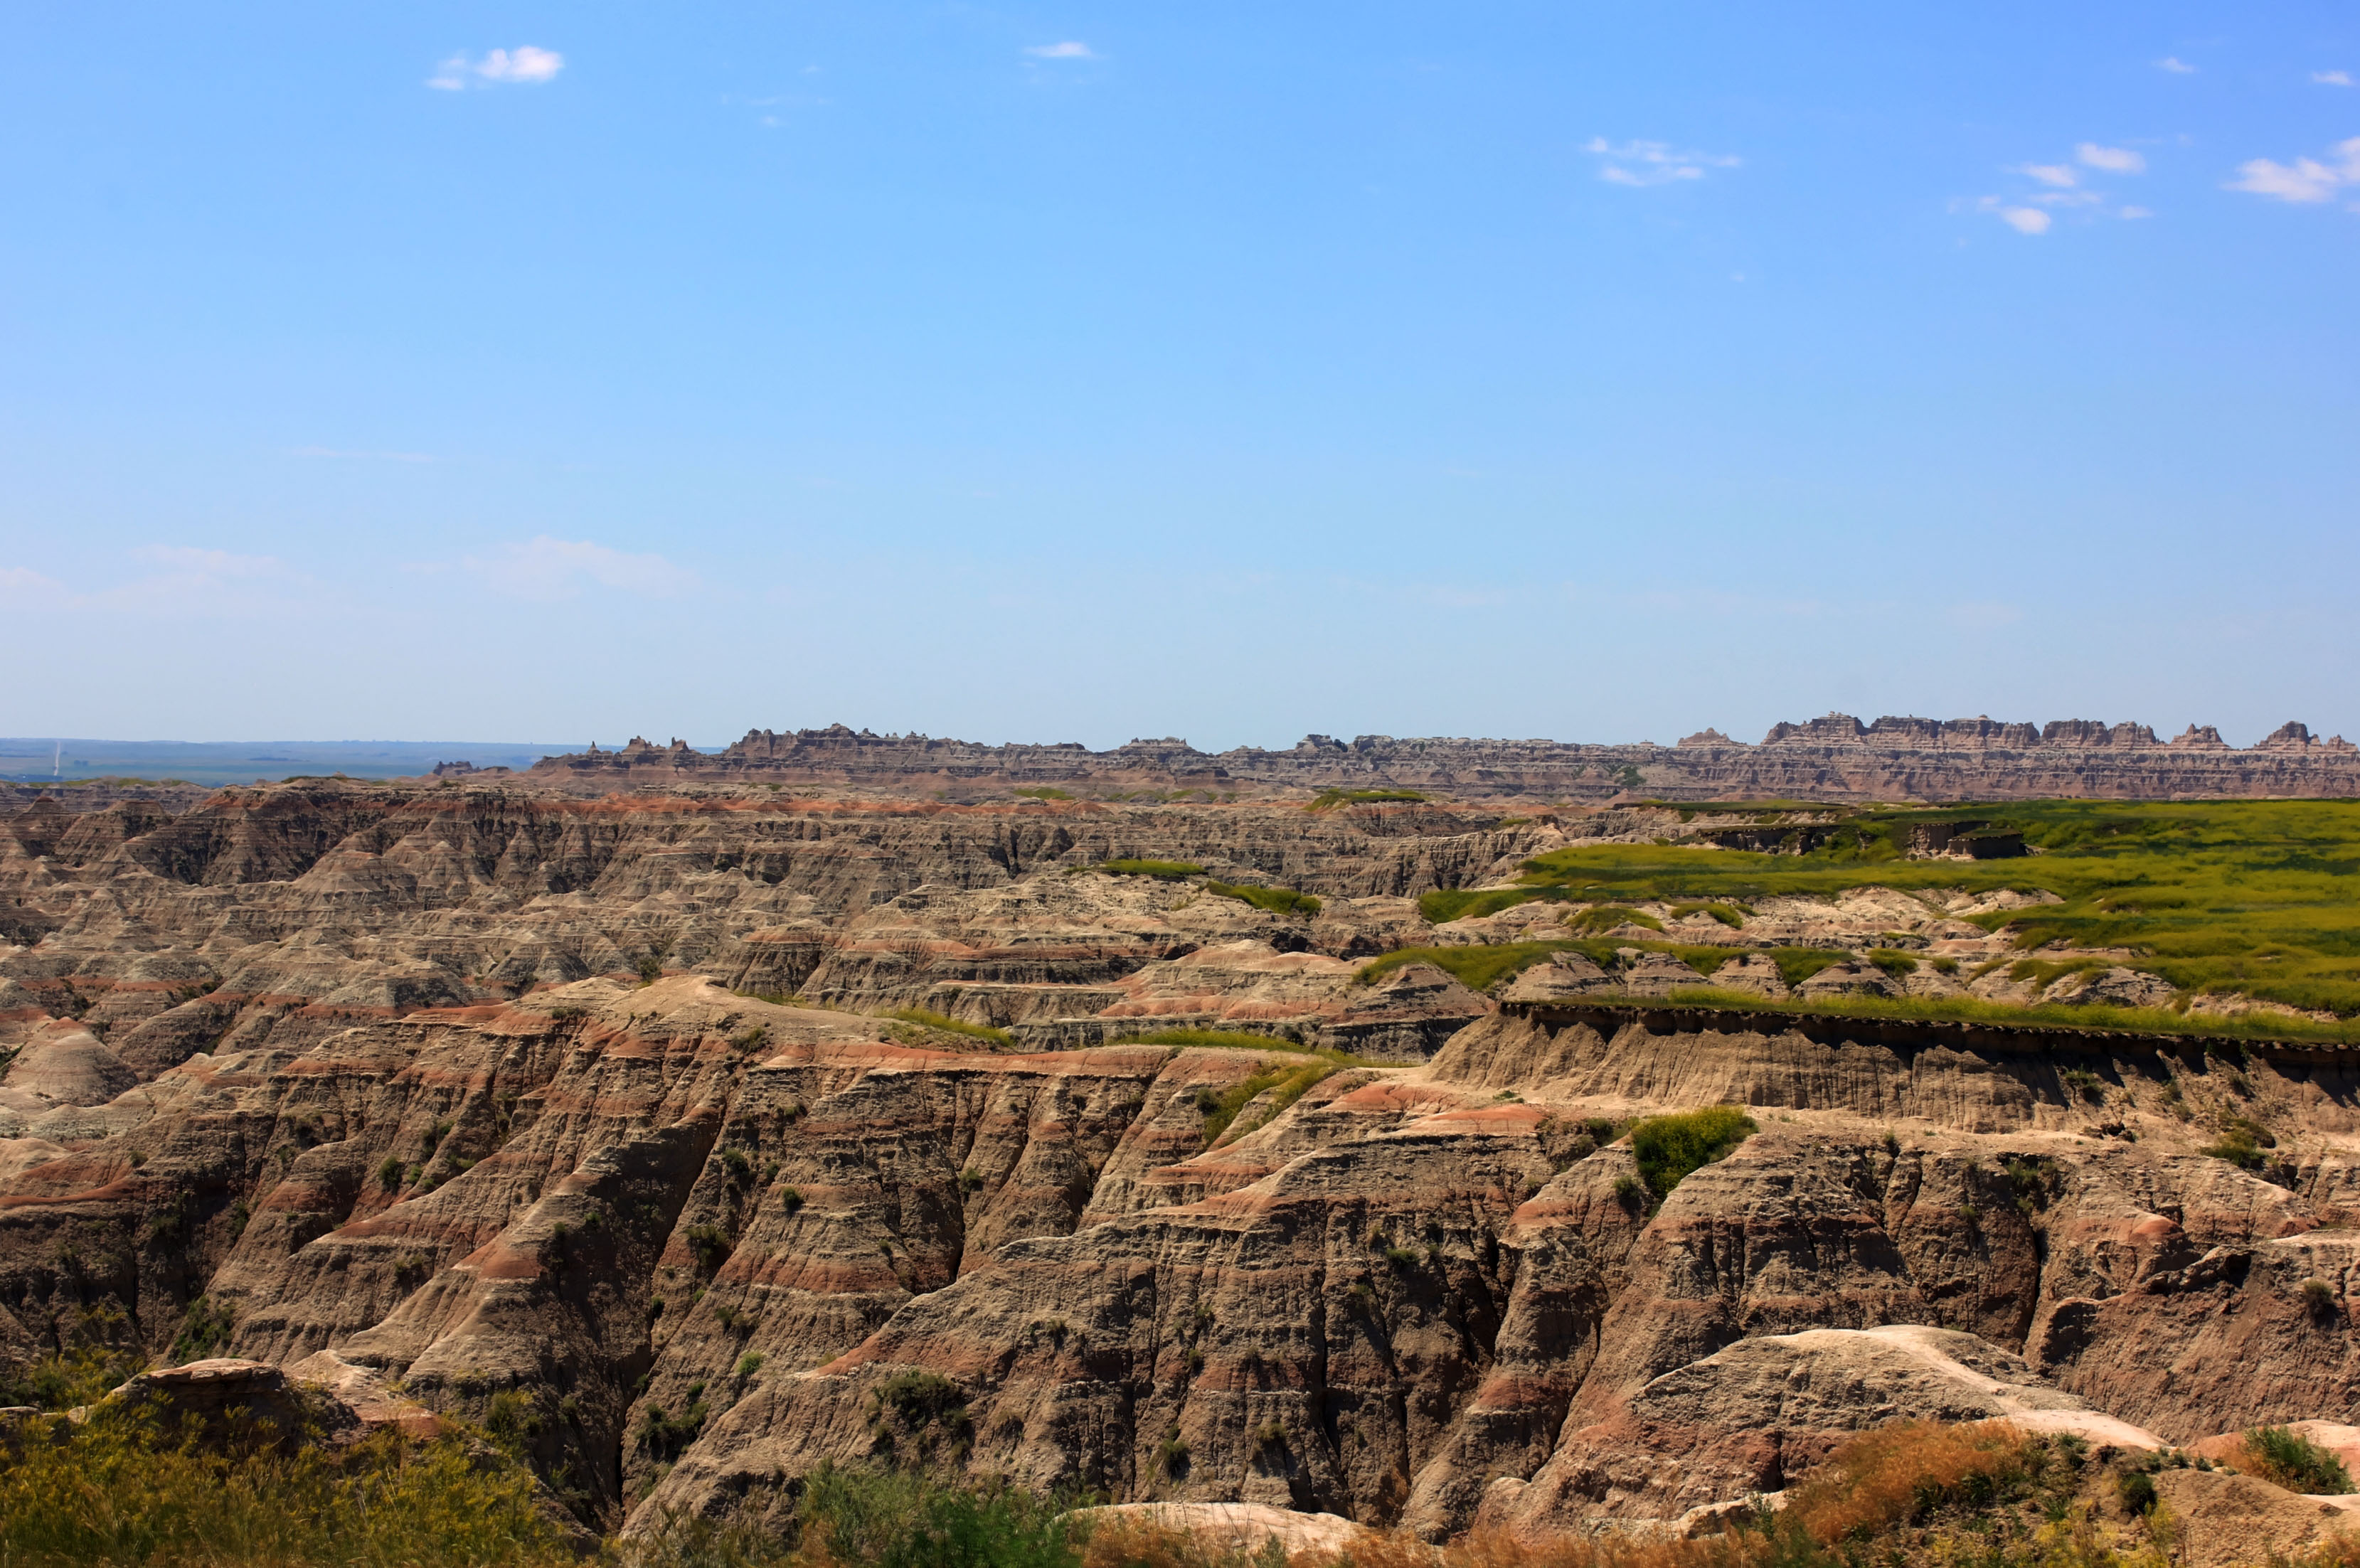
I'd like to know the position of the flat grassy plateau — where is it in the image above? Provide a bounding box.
[1386,800,2360,1046]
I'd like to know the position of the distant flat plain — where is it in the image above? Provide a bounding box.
[0,737,570,786]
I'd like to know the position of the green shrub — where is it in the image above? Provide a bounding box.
[637,1387,709,1460]
[169,1296,235,1364]
[1867,948,1920,976]
[685,1224,731,1269]
[793,1461,1085,1568]
[1628,1106,1758,1200]
[2118,1469,2158,1515]
[2241,1426,2354,1493]
[2203,1115,2277,1168]
[736,1351,765,1378]
[484,1390,542,1449]
[0,1412,568,1567]
[0,1342,143,1412]
[376,1155,405,1192]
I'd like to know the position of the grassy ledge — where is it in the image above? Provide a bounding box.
[1307,787,1428,810]
[1204,880,1323,917]
[886,1008,1015,1046]
[1642,986,2360,1048]
[1494,799,2360,1016]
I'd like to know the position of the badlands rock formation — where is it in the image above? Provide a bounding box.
[528,716,2360,802]
[4,772,2360,1548]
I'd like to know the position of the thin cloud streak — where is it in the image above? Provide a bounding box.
[459,537,700,602]
[1584,137,1740,186]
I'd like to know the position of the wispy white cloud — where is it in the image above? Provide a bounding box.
[2226,137,2360,203]
[461,537,699,601]
[3,545,324,619]
[1972,141,2150,233]
[2314,70,2354,87]
[1583,137,1740,187]
[2077,143,2146,174]
[2156,56,2196,74]
[0,566,68,603]
[1024,41,1096,60]
[129,545,287,580]
[428,46,563,90]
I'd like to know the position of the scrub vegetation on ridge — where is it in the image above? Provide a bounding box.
[1410,801,2360,1022]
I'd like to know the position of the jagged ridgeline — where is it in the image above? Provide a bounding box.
[7,768,2360,1564]
[509,714,2360,802]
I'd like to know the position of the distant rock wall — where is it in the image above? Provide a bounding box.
[525,717,2360,802]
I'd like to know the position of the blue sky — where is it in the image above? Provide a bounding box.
[4,3,2355,750]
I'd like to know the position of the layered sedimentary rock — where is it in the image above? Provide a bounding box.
[526,717,2360,802]
[6,766,2360,1552]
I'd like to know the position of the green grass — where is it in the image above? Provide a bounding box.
[1357,937,1755,992]
[1011,786,1072,800]
[886,1009,1014,1046]
[1091,859,1205,880]
[1307,787,1428,809]
[1203,880,1323,917]
[1357,940,1591,993]
[1563,905,1664,935]
[1420,885,1582,923]
[1630,1105,1758,1198]
[1194,1058,1340,1145]
[1658,986,2360,1047]
[1110,1028,1377,1072]
[1480,799,2360,1017]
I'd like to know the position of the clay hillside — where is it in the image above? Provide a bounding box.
[11,759,2360,1562]
[506,714,2360,801]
